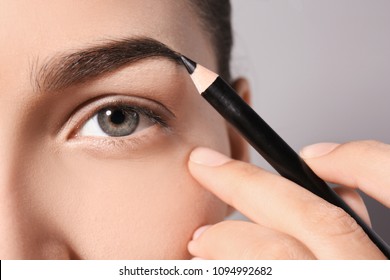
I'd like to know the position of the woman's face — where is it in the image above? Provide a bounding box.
[0,0,235,259]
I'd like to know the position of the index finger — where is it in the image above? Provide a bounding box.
[188,147,384,259]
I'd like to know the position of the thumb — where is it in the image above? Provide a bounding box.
[300,141,390,208]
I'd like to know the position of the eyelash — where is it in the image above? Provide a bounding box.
[127,106,169,128]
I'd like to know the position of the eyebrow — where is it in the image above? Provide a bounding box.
[33,37,181,93]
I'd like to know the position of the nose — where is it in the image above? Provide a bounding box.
[0,106,74,259]
[0,153,76,260]
[0,188,38,258]
[0,185,76,259]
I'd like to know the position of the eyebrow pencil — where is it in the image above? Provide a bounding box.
[180,55,390,259]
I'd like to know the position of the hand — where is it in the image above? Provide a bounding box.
[187,141,389,259]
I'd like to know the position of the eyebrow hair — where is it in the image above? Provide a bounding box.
[33,37,181,93]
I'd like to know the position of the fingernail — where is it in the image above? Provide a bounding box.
[192,225,211,240]
[300,143,340,158]
[190,147,232,167]
[191,257,205,260]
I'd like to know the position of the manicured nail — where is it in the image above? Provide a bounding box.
[192,225,211,240]
[300,143,340,159]
[190,147,231,167]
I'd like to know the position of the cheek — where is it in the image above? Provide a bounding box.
[28,144,228,259]
[22,81,232,259]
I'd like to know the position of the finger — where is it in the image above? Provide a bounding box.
[300,141,390,207]
[188,147,385,259]
[188,220,316,259]
[333,186,371,227]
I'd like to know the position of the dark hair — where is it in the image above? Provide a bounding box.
[189,0,233,82]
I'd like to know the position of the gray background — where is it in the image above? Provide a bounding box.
[229,0,390,244]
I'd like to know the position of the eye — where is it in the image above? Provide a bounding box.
[79,105,160,137]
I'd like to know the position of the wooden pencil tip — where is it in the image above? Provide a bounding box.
[180,55,197,74]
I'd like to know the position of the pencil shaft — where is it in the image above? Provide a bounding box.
[203,77,390,258]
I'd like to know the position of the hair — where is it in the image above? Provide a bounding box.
[189,0,233,82]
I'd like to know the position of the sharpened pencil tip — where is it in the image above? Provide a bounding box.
[180,55,197,74]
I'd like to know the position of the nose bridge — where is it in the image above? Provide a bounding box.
[0,13,44,200]
[0,96,73,259]
[0,136,37,259]
[0,93,22,184]
[0,92,26,190]
[0,32,74,258]
[0,96,34,258]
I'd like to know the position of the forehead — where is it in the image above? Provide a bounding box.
[0,0,198,48]
[0,0,215,91]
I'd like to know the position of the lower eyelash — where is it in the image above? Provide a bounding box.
[68,132,154,155]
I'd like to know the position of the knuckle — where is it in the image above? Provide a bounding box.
[306,201,364,238]
[231,161,265,182]
[358,140,385,148]
[247,238,313,260]
[337,140,390,188]
[211,220,239,232]
[342,140,385,155]
[226,161,266,205]
[207,220,246,239]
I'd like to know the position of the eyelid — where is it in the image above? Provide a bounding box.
[59,94,176,140]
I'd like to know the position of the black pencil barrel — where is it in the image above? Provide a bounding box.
[202,77,390,258]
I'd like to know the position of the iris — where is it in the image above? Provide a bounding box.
[97,107,140,137]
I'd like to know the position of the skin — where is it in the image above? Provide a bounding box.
[0,0,247,259]
[188,141,389,259]
[2,0,386,260]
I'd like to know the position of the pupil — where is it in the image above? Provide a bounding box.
[110,110,126,125]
